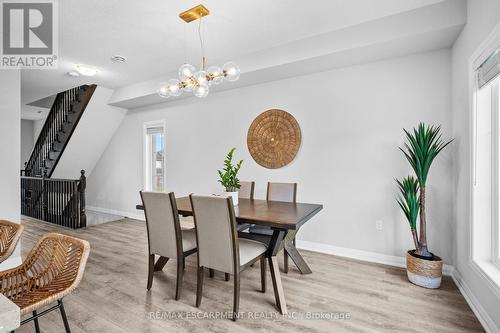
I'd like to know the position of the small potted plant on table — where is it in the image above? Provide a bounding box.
[218,148,243,205]
[397,123,452,289]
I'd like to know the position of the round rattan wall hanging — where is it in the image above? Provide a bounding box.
[247,109,301,169]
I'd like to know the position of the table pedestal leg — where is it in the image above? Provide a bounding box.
[267,229,288,315]
[282,230,312,274]
[283,241,312,274]
[268,256,287,315]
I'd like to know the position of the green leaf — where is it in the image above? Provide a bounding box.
[400,123,453,187]
[395,176,419,230]
[217,148,244,191]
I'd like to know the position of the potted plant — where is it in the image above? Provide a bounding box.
[218,148,243,205]
[397,123,452,289]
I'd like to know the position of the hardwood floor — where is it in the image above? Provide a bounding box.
[16,217,483,333]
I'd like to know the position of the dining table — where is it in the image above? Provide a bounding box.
[136,196,323,315]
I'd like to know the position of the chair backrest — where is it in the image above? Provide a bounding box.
[0,220,24,263]
[267,182,297,203]
[238,181,255,199]
[190,194,239,274]
[140,191,182,259]
[0,233,90,305]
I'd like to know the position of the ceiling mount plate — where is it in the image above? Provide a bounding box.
[179,5,210,23]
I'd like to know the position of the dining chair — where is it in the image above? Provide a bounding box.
[190,194,267,321]
[0,220,24,264]
[140,191,197,299]
[236,181,255,235]
[0,233,90,333]
[249,182,297,273]
[238,181,255,199]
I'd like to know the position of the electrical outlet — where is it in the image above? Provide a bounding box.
[376,220,383,231]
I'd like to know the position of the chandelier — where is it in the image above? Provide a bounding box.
[158,5,240,99]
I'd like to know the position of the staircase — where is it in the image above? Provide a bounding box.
[25,85,97,177]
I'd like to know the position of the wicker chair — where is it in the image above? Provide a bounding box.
[0,233,90,333]
[0,220,24,264]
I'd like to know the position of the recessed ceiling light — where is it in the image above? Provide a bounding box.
[74,64,98,77]
[111,55,127,63]
[67,71,80,77]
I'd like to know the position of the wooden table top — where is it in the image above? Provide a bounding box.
[137,197,323,230]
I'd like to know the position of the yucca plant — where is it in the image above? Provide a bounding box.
[396,176,420,250]
[217,148,243,192]
[399,123,452,258]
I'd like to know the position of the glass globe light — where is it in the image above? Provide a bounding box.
[157,83,170,98]
[207,66,224,85]
[166,79,182,97]
[194,84,209,98]
[222,62,240,82]
[194,71,209,87]
[178,63,196,81]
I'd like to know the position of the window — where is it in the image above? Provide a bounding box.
[472,31,500,280]
[144,121,165,192]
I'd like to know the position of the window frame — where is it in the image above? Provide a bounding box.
[469,21,500,291]
[493,80,500,268]
[143,120,166,192]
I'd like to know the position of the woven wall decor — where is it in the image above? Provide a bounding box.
[247,109,301,169]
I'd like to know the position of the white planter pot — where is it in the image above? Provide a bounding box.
[224,191,239,206]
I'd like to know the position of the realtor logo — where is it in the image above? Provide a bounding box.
[1,0,58,68]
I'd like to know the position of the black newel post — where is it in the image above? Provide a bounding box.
[78,170,87,228]
[42,167,48,221]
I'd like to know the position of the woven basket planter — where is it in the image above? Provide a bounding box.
[406,250,443,289]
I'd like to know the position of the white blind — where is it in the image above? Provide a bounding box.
[478,46,500,88]
[146,126,163,135]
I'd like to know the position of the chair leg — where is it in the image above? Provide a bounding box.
[209,268,214,278]
[233,273,240,321]
[260,256,267,293]
[196,266,204,307]
[33,311,41,333]
[225,273,230,281]
[154,256,169,272]
[147,254,154,290]
[58,300,71,333]
[284,249,289,273]
[175,257,184,300]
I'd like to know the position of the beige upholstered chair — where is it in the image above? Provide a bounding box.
[0,233,90,333]
[238,181,255,199]
[249,182,297,273]
[267,182,297,203]
[0,220,24,263]
[190,194,267,321]
[140,191,197,300]
[236,181,255,234]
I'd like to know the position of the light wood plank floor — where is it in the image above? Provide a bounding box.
[16,217,483,333]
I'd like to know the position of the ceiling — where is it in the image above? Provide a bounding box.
[21,0,455,117]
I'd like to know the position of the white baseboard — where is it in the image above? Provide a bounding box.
[86,205,145,221]
[296,239,454,275]
[451,269,500,333]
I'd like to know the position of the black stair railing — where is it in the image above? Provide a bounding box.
[21,169,87,229]
[25,84,97,177]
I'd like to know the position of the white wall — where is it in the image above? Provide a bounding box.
[21,119,34,168]
[33,118,44,144]
[451,0,500,331]
[0,70,21,270]
[51,86,127,179]
[87,49,453,262]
